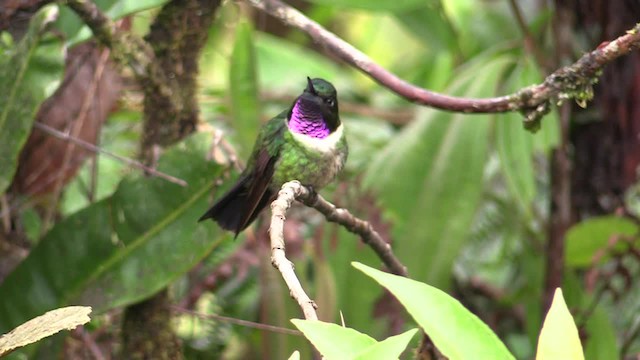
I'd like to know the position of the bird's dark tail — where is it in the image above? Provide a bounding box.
[198,176,274,237]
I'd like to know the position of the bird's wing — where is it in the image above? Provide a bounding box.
[236,113,287,232]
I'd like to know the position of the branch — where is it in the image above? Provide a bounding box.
[270,181,319,320]
[248,0,640,118]
[298,188,408,277]
[270,181,408,319]
[64,0,181,112]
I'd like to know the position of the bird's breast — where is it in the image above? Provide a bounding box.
[272,124,347,190]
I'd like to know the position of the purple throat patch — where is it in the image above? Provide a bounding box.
[289,101,330,139]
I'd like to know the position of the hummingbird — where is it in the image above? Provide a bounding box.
[199,77,348,236]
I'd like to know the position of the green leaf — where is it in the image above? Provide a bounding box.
[565,216,638,267]
[230,19,260,158]
[535,288,584,360]
[364,53,514,289]
[291,320,376,360]
[496,59,545,216]
[0,134,226,332]
[304,0,428,12]
[584,306,620,360]
[353,262,515,360]
[394,2,459,53]
[0,5,64,194]
[353,329,418,360]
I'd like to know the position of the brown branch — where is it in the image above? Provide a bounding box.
[298,188,408,277]
[248,0,640,116]
[269,181,409,319]
[64,0,181,112]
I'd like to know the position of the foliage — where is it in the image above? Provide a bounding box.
[292,264,586,360]
[0,0,638,359]
[0,5,64,194]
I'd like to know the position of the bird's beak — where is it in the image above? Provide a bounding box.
[306,77,317,95]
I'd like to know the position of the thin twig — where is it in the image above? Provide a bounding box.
[269,181,319,320]
[248,0,640,114]
[74,326,107,360]
[507,0,550,72]
[33,122,187,186]
[171,306,302,336]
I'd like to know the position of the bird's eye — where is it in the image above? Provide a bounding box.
[326,98,335,107]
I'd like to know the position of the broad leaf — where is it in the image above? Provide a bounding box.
[291,320,376,359]
[354,262,515,360]
[496,59,542,216]
[364,53,514,289]
[0,5,64,194]
[536,288,584,360]
[0,134,226,332]
[565,216,637,267]
[354,328,418,360]
[230,19,260,158]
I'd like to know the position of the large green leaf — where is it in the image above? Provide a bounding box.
[496,59,544,217]
[0,134,226,332]
[0,5,64,194]
[354,262,515,360]
[364,53,514,289]
[291,319,417,360]
[292,320,376,359]
[565,216,638,268]
[230,19,260,158]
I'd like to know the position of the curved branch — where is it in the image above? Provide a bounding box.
[269,181,408,319]
[297,188,408,277]
[248,0,640,115]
